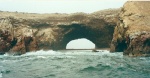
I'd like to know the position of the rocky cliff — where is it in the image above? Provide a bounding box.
[0,9,120,55]
[110,1,150,56]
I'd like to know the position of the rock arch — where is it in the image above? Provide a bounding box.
[0,9,120,54]
[51,23,114,50]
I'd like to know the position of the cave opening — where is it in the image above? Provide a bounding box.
[52,23,113,50]
[66,38,95,50]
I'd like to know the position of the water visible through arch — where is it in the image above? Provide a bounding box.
[66,38,95,49]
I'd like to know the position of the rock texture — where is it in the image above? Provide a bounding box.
[0,9,120,55]
[110,1,150,56]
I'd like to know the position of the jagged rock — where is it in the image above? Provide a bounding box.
[10,36,38,55]
[110,1,150,56]
[0,9,120,54]
[0,30,17,54]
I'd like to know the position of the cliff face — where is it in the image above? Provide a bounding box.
[110,1,150,56]
[0,9,120,55]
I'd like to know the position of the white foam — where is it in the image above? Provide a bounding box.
[0,73,2,78]
[20,49,122,57]
[37,56,47,59]
[22,50,58,56]
[3,53,11,56]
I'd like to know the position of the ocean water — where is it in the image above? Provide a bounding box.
[0,50,150,78]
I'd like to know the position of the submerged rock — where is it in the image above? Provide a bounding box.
[92,49,99,52]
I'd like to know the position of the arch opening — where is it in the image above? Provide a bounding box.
[66,38,95,49]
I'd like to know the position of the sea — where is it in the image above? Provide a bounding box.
[0,50,150,78]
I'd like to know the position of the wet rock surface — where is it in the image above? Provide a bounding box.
[110,1,150,56]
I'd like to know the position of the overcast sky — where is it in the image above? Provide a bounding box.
[0,0,127,14]
[66,38,95,49]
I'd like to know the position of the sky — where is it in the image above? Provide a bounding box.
[0,0,127,14]
[66,38,95,49]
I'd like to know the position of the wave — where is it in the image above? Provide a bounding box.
[21,49,112,56]
[0,73,2,78]
[22,50,57,56]
[0,70,11,74]
[80,64,112,73]
[0,68,11,78]
[1,50,123,59]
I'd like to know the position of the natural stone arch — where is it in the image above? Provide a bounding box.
[51,23,114,50]
[0,9,119,54]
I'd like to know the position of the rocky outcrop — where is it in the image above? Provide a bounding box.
[0,9,120,54]
[0,30,17,54]
[110,1,150,56]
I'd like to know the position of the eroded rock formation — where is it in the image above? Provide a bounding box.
[0,9,120,54]
[110,1,150,56]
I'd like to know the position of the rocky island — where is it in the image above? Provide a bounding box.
[0,1,150,56]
